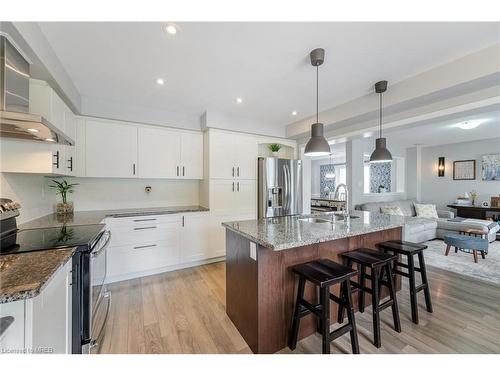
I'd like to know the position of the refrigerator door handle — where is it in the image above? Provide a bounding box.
[283,163,290,212]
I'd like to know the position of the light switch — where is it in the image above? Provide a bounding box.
[249,242,257,260]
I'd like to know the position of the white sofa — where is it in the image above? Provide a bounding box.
[355,199,499,243]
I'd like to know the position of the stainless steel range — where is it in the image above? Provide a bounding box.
[0,198,111,354]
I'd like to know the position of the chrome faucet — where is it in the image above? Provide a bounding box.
[333,183,349,219]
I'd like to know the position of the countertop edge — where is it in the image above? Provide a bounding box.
[0,248,76,304]
[222,222,405,251]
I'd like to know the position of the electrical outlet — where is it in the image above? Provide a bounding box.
[145,186,152,193]
[249,242,257,260]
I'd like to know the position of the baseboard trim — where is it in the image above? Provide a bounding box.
[105,256,226,284]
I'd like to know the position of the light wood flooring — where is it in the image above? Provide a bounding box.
[99,262,500,354]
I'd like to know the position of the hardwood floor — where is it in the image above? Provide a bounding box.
[99,262,500,354]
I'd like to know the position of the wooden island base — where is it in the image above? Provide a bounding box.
[225,227,402,354]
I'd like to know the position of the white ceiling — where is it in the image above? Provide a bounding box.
[38,22,500,129]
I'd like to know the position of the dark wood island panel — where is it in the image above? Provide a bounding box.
[225,227,402,353]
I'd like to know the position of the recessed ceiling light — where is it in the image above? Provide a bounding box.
[45,138,55,142]
[27,128,39,133]
[292,111,297,116]
[456,120,482,130]
[236,97,243,104]
[164,24,177,35]
[363,132,373,138]
[156,78,165,85]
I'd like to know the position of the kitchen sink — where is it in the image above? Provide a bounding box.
[298,217,332,224]
[334,214,360,220]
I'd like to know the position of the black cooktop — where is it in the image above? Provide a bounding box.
[0,224,105,255]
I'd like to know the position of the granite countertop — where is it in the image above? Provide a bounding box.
[222,210,414,251]
[0,248,75,304]
[19,205,209,230]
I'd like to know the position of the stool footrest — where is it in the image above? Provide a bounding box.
[329,323,353,341]
[379,299,394,311]
[415,284,427,293]
[298,299,321,317]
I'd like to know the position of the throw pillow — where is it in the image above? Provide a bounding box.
[380,207,405,216]
[414,203,439,219]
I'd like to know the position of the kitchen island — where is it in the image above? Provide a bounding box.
[222,211,410,353]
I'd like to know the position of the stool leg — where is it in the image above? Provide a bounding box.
[378,266,385,297]
[337,281,345,324]
[343,280,360,354]
[386,264,401,333]
[417,251,433,313]
[407,254,419,324]
[288,276,305,350]
[371,267,381,348]
[358,265,366,313]
[481,251,486,259]
[473,250,478,263]
[320,285,331,354]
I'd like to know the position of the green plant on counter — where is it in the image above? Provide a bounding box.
[268,143,282,153]
[49,179,79,204]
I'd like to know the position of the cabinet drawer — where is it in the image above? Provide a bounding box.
[107,221,180,247]
[106,214,180,228]
[107,240,180,279]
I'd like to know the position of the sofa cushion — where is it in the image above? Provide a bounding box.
[358,199,416,217]
[405,218,438,234]
[380,206,405,216]
[414,203,439,219]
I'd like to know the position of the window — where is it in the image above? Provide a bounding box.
[363,157,405,194]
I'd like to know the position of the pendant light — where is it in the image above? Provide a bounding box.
[369,80,393,163]
[304,48,331,157]
[325,152,335,179]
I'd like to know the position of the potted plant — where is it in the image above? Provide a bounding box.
[268,143,282,157]
[378,185,386,193]
[50,179,79,215]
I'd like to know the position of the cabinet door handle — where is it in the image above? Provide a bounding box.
[237,182,240,192]
[53,151,60,169]
[232,182,235,192]
[133,244,157,250]
[133,226,157,230]
[182,216,185,227]
[133,163,136,175]
[183,166,185,177]
[177,166,179,176]
[133,218,157,222]
[68,157,73,171]
[237,167,240,177]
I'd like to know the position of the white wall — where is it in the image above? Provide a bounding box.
[0,173,55,224]
[202,110,286,137]
[419,137,500,210]
[64,178,200,211]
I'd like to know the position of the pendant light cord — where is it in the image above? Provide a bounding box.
[316,65,319,124]
[379,92,383,138]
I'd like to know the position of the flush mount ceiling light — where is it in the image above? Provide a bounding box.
[292,111,297,116]
[369,80,393,163]
[45,138,55,142]
[27,128,39,133]
[156,78,165,85]
[304,48,331,157]
[236,97,243,104]
[456,120,482,130]
[164,24,178,35]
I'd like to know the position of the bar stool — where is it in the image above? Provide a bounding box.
[289,259,359,354]
[377,240,433,324]
[338,248,401,348]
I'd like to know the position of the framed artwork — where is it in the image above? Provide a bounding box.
[453,160,476,180]
[482,154,500,181]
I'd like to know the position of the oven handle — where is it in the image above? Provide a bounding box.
[91,230,111,259]
[89,291,111,354]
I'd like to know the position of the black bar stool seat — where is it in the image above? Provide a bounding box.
[339,248,401,348]
[289,259,360,354]
[377,240,433,325]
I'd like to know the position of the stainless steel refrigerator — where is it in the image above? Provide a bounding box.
[258,157,303,218]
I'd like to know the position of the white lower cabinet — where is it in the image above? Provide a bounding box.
[0,259,72,354]
[105,212,223,283]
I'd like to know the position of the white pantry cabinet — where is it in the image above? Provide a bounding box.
[85,119,138,178]
[137,127,203,179]
[209,179,256,213]
[208,130,257,180]
[0,259,72,354]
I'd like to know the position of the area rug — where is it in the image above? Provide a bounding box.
[423,239,500,285]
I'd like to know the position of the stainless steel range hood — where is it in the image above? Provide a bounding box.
[0,33,73,145]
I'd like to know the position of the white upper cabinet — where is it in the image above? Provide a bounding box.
[29,79,75,143]
[209,130,257,180]
[137,127,203,179]
[85,119,138,178]
[138,127,180,178]
[180,132,203,179]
